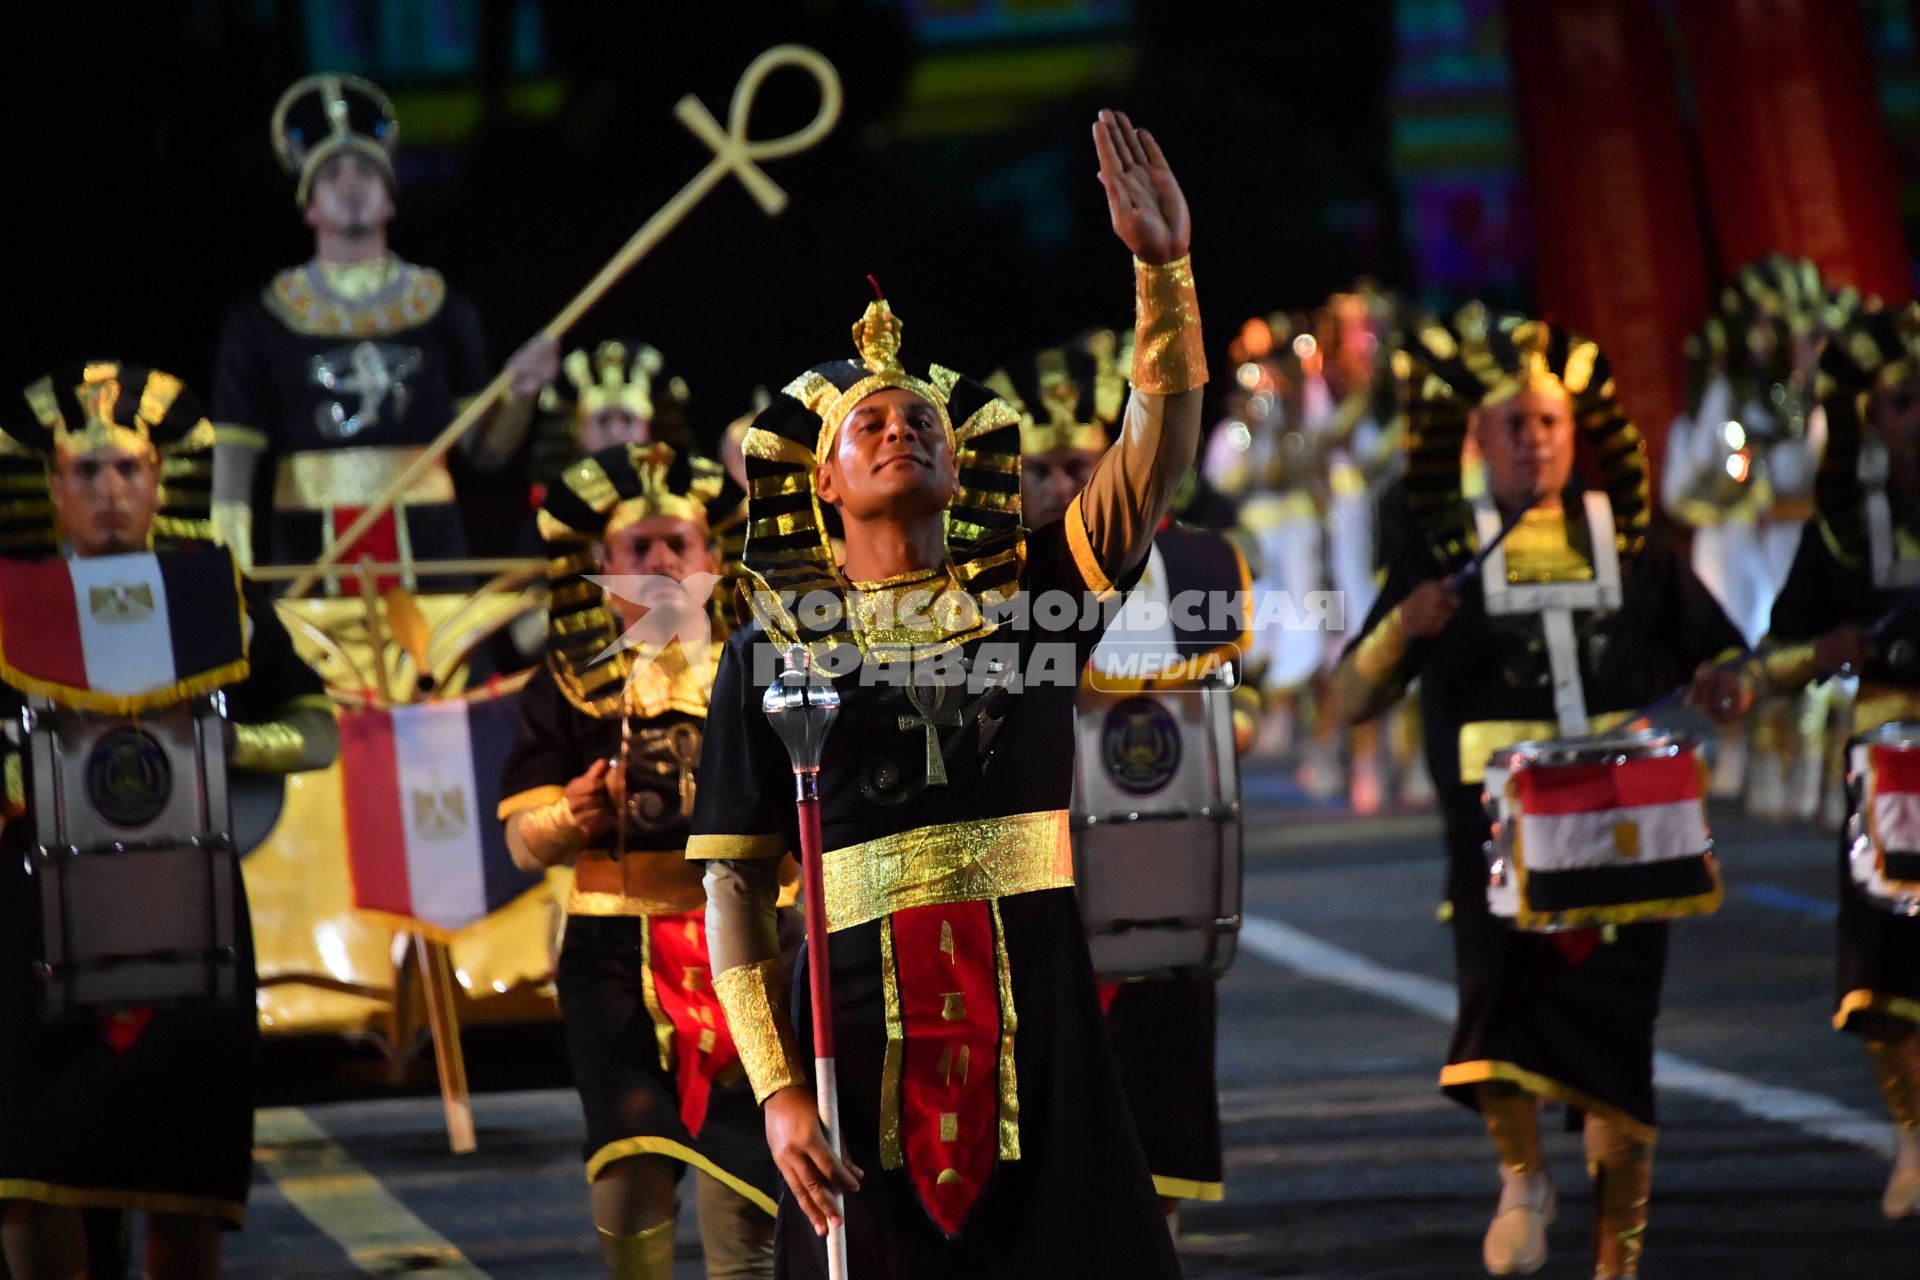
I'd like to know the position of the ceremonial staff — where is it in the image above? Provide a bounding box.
[286,44,844,598]
[762,648,850,1279]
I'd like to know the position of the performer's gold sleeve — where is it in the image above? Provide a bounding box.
[1334,605,1415,724]
[231,698,338,774]
[705,857,806,1102]
[506,797,588,869]
[1070,256,1206,591]
[1757,640,1820,695]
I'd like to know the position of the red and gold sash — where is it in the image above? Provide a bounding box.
[643,911,739,1136]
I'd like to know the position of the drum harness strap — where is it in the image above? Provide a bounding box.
[1472,491,1622,738]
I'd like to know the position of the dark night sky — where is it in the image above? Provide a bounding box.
[0,1,1398,453]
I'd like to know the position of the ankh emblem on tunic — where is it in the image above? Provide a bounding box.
[899,679,964,787]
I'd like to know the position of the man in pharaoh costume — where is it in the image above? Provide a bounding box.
[209,73,557,587]
[499,441,780,1279]
[0,365,336,1279]
[1662,254,1854,817]
[1333,319,1751,1278]
[685,110,1200,1277]
[1755,302,1920,1220]
[990,330,1249,1230]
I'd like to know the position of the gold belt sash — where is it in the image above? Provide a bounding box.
[1855,682,1920,736]
[274,446,456,512]
[1457,712,1636,785]
[822,809,1075,933]
[568,850,708,917]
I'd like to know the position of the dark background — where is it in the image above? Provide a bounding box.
[0,0,1399,446]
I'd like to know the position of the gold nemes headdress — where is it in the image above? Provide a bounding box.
[988,330,1131,456]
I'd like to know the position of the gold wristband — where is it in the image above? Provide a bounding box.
[1131,255,1207,395]
[1353,605,1410,685]
[3,752,23,820]
[211,500,254,570]
[1759,641,1819,695]
[518,796,588,868]
[713,956,805,1104]
[231,720,307,773]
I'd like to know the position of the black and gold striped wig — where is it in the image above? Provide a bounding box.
[1,363,218,557]
[1401,312,1650,566]
[1813,301,1920,568]
[538,441,739,715]
[737,297,1025,658]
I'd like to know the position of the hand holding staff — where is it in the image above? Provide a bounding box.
[763,648,855,1277]
[286,44,844,598]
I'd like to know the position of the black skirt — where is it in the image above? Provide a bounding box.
[1105,973,1223,1201]
[1439,801,1667,1141]
[0,866,257,1226]
[557,912,780,1210]
[1834,822,1920,1040]
[777,887,1182,1280]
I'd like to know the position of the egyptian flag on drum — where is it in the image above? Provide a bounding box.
[340,695,542,937]
[1854,740,1920,893]
[1507,748,1722,931]
[0,550,247,714]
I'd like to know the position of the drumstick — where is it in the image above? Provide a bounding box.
[1630,585,1920,723]
[283,45,844,600]
[1444,491,1542,592]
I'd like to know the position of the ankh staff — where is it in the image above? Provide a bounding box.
[286,44,843,598]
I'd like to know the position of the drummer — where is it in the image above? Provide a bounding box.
[992,330,1248,1230]
[0,364,336,1280]
[497,441,779,1279]
[1333,318,1749,1279]
[1756,302,1920,1219]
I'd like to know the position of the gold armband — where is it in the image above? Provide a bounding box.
[516,796,588,868]
[3,752,23,821]
[1352,605,1410,686]
[211,500,254,571]
[1759,641,1819,695]
[1131,255,1207,395]
[231,720,307,773]
[713,956,806,1104]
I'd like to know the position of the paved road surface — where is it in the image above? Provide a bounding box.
[219,774,1916,1277]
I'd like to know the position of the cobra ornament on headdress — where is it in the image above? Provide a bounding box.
[738,290,1024,664]
[1400,310,1649,566]
[538,441,739,716]
[1,363,219,557]
[1813,301,1920,570]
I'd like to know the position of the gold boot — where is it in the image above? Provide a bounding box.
[1585,1115,1652,1279]
[1866,1038,1920,1219]
[1479,1084,1555,1275]
[596,1219,676,1280]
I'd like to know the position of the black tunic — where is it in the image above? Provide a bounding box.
[692,518,1182,1280]
[1767,521,1920,1040]
[0,574,324,1227]
[1353,487,1744,1137]
[209,262,490,569]
[496,660,781,1209]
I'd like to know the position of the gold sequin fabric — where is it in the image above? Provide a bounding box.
[1501,508,1594,584]
[566,851,708,917]
[821,810,1074,933]
[712,957,804,1103]
[1131,256,1208,396]
[231,719,310,774]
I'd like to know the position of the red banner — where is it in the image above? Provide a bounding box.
[1505,0,1713,477]
[1676,0,1912,302]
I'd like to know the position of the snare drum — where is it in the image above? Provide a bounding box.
[21,696,244,1017]
[1481,730,1721,932]
[1069,686,1242,979]
[1844,721,1920,914]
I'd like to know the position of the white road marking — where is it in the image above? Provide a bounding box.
[253,1107,493,1278]
[1239,915,1895,1159]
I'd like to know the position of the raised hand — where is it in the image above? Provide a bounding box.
[1092,109,1191,266]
